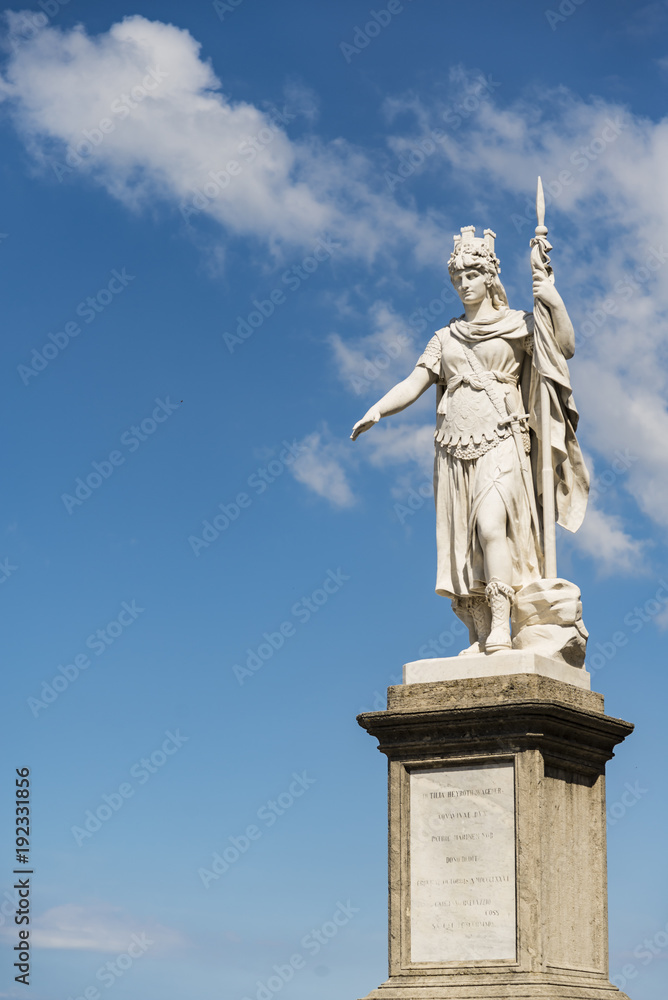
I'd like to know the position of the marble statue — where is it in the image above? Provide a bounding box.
[351,186,589,663]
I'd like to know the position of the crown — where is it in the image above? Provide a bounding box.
[453,225,496,253]
[448,226,500,273]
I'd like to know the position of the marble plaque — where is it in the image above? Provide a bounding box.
[409,762,516,963]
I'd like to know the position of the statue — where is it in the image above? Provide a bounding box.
[351,180,589,663]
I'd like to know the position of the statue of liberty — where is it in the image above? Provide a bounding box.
[352,196,589,660]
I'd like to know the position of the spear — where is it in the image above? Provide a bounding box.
[531,176,557,578]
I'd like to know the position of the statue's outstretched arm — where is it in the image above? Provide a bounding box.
[351,366,437,440]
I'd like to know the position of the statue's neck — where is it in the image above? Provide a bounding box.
[463,298,504,323]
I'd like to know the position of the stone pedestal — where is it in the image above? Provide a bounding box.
[356,654,634,999]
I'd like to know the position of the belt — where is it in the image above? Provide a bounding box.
[445,370,518,392]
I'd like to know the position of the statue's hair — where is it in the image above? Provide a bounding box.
[447,247,509,309]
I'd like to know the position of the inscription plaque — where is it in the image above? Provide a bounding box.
[409,761,516,963]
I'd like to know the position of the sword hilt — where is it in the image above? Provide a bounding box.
[499,412,530,428]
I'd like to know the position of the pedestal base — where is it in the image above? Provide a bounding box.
[360,973,630,998]
[403,649,591,690]
[357,655,633,1000]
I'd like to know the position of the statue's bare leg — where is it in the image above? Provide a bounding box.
[476,490,513,652]
[476,490,511,583]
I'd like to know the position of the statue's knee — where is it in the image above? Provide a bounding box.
[476,517,506,547]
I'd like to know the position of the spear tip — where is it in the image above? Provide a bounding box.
[535,176,548,236]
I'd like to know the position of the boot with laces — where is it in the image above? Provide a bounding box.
[484,578,514,653]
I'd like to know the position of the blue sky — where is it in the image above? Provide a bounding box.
[0,0,667,997]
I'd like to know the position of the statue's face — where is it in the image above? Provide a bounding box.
[451,266,490,307]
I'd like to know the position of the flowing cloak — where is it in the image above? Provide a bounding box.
[417,307,589,598]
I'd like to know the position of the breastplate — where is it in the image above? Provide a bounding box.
[435,377,519,461]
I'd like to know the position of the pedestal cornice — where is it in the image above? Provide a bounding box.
[358,673,633,775]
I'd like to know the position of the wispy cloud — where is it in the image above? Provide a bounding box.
[327,300,418,396]
[290,428,356,508]
[362,421,433,473]
[7,902,187,953]
[570,505,650,577]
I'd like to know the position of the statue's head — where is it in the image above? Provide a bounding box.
[447,226,508,310]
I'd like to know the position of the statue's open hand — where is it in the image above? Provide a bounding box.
[351,408,381,441]
[532,272,562,309]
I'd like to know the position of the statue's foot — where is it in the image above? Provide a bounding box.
[485,626,512,653]
[458,641,483,656]
[484,579,513,654]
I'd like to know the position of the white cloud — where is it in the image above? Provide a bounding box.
[328,300,418,397]
[17,902,186,952]
[0,14,446,263]
[290,429,356,508]
[569,505,649,577]
[362,421,434,473]
[655,601,668,630]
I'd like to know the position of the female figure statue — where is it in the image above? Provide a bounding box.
[351,227,588,656]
